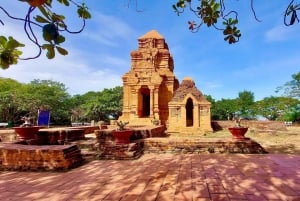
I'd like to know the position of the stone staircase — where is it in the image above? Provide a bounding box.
[70,135,99,162]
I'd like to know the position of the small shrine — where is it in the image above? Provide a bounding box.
[167,77,212,133]
[118,30,212,133]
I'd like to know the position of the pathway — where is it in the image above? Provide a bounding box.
[0,154,300,201]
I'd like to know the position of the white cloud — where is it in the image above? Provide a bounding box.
[264,25,299,42]
[0,7,131,95]
[0,52,123,95]
[83,11,138,46]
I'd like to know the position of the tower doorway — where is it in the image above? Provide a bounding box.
[139,87,150,117]
[186,98,193,127]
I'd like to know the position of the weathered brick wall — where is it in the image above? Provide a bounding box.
[37,129,85,145]
[144,138,267,154]
[211,120,287,131]
[0,144,83,171]
[95,129,143,160]
[69,126,99,134]
[0,131,17,142]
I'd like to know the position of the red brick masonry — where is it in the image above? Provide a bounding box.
[0,143,83,171]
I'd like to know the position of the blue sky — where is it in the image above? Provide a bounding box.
[0,0,299,101]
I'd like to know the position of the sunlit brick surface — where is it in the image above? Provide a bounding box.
[0,153,299,200]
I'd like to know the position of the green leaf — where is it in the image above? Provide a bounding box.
[6,37,25,49]
[38,5,52,21]
[58,0,69,6]
[63,0,69,6]
[43,23,59,42]
[176,0,186,8]
[45,0,52,7]
[56,46,68,56]
[35,15,50,23]
[51,14,65,22]
[0,36,8,47]
[0,48,22,69]
[77,6,91,19]
[46,46,55,59]
[42,44,53,50]
[54,35,65,44]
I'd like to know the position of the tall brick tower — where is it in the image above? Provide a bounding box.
[118,30,179,125]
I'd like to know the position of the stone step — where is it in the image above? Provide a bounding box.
[70,138,98,151]
[80,148,98,161]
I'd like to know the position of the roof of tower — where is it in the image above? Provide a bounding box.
[171,78,207,102]
[139,30,164,40]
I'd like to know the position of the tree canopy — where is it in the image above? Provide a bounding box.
[0,0,91,69]
[276,71,300,99]
[1,77,299,125]
[1,1,299,69]
[0,77,123,125]
[173,0,300,44]
[209,89,300,122]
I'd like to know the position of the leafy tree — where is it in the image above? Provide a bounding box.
[0,0,91,69]
[69,87,123,123]
[80,87,123,122]
[280,104,300,122]
[210,90,255,120]
[236,90,255,118]
[276,71,300,99]
[211,98,238,120]
[21,79,72,125]
[254,96,300,120]
[79,91,104,122]
[101,86,123,119]
[173,0,300,44]
[0,78,23,122]
[69,94,86,122]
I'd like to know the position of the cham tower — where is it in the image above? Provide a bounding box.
[118,30,179,125]
[118,30,212,133]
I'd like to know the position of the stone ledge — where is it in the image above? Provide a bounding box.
[97,140,144,160]
[143,138,268,154]
[0,143,84,171]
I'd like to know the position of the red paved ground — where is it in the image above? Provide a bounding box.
[0,154,299,201]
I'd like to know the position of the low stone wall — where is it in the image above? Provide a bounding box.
[68,126,99,134]
[0,130,17,142]
[36,129,85,145]
[211,120,287,131]
[0,126,99,143]
[144,138,267,154]
[106,125,166,139]
[0,143,83,171]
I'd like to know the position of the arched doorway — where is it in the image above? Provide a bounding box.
[186,98,193,127]
[139,87,150,117]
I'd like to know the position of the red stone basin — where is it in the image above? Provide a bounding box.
[13,126,42,140]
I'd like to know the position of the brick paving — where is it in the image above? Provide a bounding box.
[0,154,300,201]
